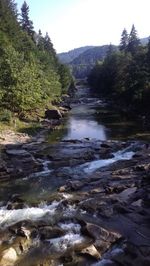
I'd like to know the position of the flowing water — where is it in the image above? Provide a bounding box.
[0,85,149,265]
[48,86,150,142]
[0,86,148,204]
[1,85,149,206]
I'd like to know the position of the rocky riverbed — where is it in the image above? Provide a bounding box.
[0,134,150,266]
[0,85,150,265]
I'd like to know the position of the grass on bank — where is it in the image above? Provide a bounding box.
[0,109,43,136]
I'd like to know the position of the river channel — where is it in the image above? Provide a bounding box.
[0,85,149,209]
[49,86,150,142]
[0,85,149,266]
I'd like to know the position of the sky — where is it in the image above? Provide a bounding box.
[16,0,150,53]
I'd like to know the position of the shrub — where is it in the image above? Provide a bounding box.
[0,109,13,123]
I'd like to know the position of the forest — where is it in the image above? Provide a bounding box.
[0,0,72,122]
[0,2,150,265]
[88,25,150,117]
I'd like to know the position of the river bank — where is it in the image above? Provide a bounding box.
[0,86,149,266]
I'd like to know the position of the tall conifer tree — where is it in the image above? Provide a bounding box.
[20,1,34,38]
[119,28,128,52]
[127,24,140,55]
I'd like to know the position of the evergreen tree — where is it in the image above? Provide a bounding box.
[43,32,57,62]
[37,29,45,51]
[44,32,54,53]
[42,32,59,70]
[127,24,140,55]
[7,0,17,15]
[0,0,20,40]
[106,43,114,57]
[146,38,150,69]
[58,64,72,93]
[0,0,73,118]
[20,1,34,39]
[119,28,128,52]
[88,25,150,115]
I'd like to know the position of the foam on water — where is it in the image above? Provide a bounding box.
[25,160,53,179]
[58,222,81,233]
[80,147,134,173]
[46,232,85,252]
[61,193,73,200]
[0,201,59,228]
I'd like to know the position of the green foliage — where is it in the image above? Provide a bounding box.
[88,25,150,115]
[127,24,140,55]
[0,45,42,112]
[0,0,18,37]
[0,109,12,122]
[20,1,34,39]
[58,64,72,93]
[58,46,94,64]
[119,28,128,52]
[69,45,117,78]
[0,0,72,117]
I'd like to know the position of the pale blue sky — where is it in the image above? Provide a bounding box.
[16,0,150,53]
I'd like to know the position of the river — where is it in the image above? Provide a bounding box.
[48,86,150,143]
[0,85,149,266]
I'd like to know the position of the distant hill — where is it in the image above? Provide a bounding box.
[71,45,116,65]
[58,46,94,64]
[140,37,149,45]
[69,45,117,78]
[58,37,149,78]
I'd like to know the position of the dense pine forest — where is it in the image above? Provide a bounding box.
[88,25,150,118]
[0,0,72,122]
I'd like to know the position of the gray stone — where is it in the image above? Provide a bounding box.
[39,226,64,240]
[6,149,30,156]
[85,223,121,243]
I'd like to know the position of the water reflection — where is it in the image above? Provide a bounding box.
[64,117,107,140]
[47,86,150,142]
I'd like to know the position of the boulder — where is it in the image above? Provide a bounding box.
[80,244,101,260]
[45,109,62,120]
[17,226,31,239]
[131,199,142,207]
[67,180,85,191]
[7,194,26,210]
[83,223,122,256]
[39,226,64,240]
[5,149,30,156]
[101,143,111,149]
[62,104,71,110]
[134,163,150,172]
[58,185,67,193]
[85,223,121,243]
[0,247,18,266]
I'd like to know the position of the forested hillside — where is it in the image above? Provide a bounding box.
[58,38,149,79]
[58,46,94,64]
[69,45,117,78]
[140,37,149,45]
[88,25,150,117]
[0,0,72,120]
